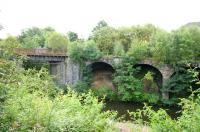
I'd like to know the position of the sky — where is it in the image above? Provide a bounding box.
[0,0,200,39]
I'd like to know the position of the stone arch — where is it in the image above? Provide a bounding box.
[87,61,115,90]
[134,64,163,93]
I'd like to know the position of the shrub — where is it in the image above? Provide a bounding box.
[0,61,117,131]
[46,32,69,51]
[73,80,90,93]
[129,68,200,131]
[0,36,21,59]
[113,56,143,101]
[92,86,117,100]
[128,40,151,61]
[83,40,103,61]
[1,90,117,131]
[69,40,102,63]
[113,42,125,56]
[162,65,196,104]
[129,93,200,132]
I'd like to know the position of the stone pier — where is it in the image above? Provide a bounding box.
[49,59,80,85]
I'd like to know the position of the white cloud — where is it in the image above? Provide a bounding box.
[0,0,200,38]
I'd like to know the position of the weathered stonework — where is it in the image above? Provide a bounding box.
[15,48,176,100]
[22,54,174,100]
[49,58,80,85]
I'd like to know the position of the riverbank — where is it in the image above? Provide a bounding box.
[104,101,181,120]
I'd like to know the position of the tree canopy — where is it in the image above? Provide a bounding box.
[46,32,69,51]
[67,31,79,42]
[1,21,200,65]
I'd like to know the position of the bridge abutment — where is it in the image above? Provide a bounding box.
[49,59,81,85]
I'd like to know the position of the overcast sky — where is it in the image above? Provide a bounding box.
[0,0,200,39]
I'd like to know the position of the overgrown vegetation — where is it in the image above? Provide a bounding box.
[69,40,102,63]
[112,56,160,103]
[1,21,199,104]
[0,59,117,131]
[129,68,200,131]
[1,20,200,131]
[8,21,200,65]
[162,65,196,104]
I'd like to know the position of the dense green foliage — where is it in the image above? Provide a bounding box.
[92,26,119,55]
[92,86,117,100]
[69,40,102,63]
[67,31,79,42]
[162,66,195,104]
[129,68,200,131]
[113,57,160,103]
[0,60,117,131]
[0,36,21,59]
[46,32,69,51]
[18,27,53,48]
[113,57,142,101]
[9,21,200,65]
[1,20,200,131]
[0,33,116,131]
[1,21,200,104]
[66,22,200,104]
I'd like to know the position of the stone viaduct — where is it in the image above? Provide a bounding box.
[15,48,175,99]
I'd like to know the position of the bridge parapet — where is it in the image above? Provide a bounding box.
[14,48,67,62]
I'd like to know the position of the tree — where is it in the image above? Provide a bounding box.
[92,20,108,32]
[67,31,78,42]
[83,40,102,60]
[46,32,69,51]
[128,40,150,61]
[18,27,55,48]
[151,29,174,64]
[69,40,102,62]
[18,27,45,48]
[132,24,157,42]
[0,36,21,59]
[91,26,119,55]
[118,27,135,52]
[43,27,55,32]
[170,26,200,63]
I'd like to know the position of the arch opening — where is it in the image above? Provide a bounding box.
[134,64,163,94]
[88,62,115,90]
[168,66,200,99]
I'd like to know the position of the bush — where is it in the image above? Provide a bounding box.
[83,40,103,61]
[129,93,200,132]
[162,65,196,104]
[1,90,117,131]
[113,42,125,56]
[129,68,200,131]
[69,40,102,63]
[72,80,90,93]
[0,36,21,59]
[46,32,69,51]
[68,41,85,63]
[128,40,151,61]
[0,61,117,131]
[113,56,143,101]
[92,86,117,100]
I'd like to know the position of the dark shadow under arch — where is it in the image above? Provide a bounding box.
[87,62,115,89]
[168,66,200,99]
